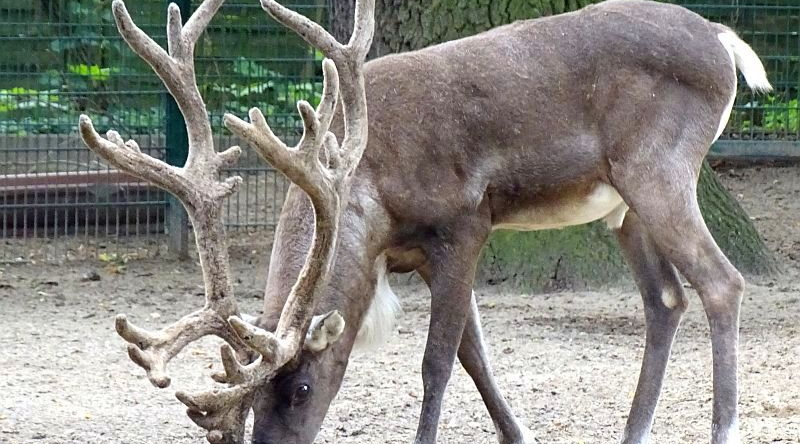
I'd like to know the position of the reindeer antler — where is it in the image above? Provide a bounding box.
[178,0,375,441]
[222,0,374,364]
[79,0,374,443]
[80,0,249,391]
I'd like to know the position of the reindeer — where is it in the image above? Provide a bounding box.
[80,0,771,443]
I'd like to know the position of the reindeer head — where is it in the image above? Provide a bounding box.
[78,0,374,442]
[246,309,349,444]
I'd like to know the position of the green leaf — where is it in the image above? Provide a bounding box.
[67,64,118,81]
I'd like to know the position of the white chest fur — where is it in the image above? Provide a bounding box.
[354,254,401,351]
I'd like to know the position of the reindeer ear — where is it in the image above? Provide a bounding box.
[304,310,346,352]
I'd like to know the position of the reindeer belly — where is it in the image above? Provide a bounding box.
[493,182,626,231]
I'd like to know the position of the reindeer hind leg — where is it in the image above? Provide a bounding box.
[613,210,689,444]
[610,151,744,444]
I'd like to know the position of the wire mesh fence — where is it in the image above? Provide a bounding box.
[0,0,325,261]
[676,0,800,158]
[0,0,798,262]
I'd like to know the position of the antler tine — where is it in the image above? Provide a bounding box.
[315,59,341,143]
[112,0,220,160]
[166,4,185,60]
[259,0,341,57]
[111,1,176,83]
[184,0,227,49]
[78,121,183,193]
[295,57,340,166]
[176,383,253,444]
[347,0,376,60]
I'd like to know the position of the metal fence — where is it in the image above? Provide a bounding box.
[0,0,798,261]
[0,0,325,261]
[676,0,800,158]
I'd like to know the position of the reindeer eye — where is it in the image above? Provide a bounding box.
[292,384,311,405]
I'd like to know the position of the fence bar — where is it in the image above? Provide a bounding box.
[164,0,192,259]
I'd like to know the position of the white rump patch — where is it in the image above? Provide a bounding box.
[716,32,773,143]
[714,33,739,143]
[354,254,401,351]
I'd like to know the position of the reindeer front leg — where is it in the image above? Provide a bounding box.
[457,293,537,444]
[417,267,534,444]
[413,222,490,444]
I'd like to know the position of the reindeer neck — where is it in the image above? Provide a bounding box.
[261,179,390,341]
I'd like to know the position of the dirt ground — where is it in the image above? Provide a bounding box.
[1,165,799,444]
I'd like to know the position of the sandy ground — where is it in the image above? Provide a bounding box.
[1,165,799,444]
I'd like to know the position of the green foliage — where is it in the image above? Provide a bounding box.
[0,86,69,134]
[49,0,122,61]
[207,57,323,116]
[739,94,800,134]
[202,54,325,138]
[1,47,322,136]
[67,64,119,82]
[0,58,131,135]
[0,61,163,135]
[0,88,66,113]
[760,96,799,132]
[0,0,132,135]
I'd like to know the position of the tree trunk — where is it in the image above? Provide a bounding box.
[327,0,774,290]
[696,162,773,275]
[328,0,355,45]
[363,0,604,56]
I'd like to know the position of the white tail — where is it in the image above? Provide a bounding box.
[718,31,773,93]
